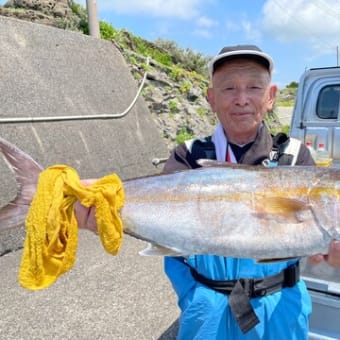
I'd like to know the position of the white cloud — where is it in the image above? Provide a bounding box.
[193,29,213,39]
[224,20,240,33]
[262,0,340,51]
[95,0,205,19]
[196,16,217,28]
[240,20,262,43]
[221,18,262,44]
[193,16,218,38]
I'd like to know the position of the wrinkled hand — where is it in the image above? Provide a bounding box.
[74,178,98,234]
[74,202,97,233]
[309,240,340,268]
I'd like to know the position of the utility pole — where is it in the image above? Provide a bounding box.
[337,46,339,67]
[86,0,100,38]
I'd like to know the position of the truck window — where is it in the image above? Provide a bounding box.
[316,85,340,119]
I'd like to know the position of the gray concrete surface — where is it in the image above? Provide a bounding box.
[0,231,180,340]
[0,15,168,179]
[0,16,168,254]
[276,106,293,126]
[0,16,178,339]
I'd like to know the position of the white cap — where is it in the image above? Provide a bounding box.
[208,45,274,78]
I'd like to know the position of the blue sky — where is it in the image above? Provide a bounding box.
[2,0,340,87]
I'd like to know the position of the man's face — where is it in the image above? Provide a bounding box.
[207,59,277,143]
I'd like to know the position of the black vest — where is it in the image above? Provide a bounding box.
[188,133,300,167]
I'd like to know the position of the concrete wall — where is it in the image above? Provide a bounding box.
[0,16,169,253]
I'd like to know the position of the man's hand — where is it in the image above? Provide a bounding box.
[309,240,340,268]
[74,202,97,233]
[74,178,98,233]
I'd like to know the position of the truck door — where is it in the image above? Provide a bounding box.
[301,259,340,339]
[304,84,340,162]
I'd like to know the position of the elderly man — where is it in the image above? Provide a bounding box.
[162,45,339,339]
[75,44,340,340]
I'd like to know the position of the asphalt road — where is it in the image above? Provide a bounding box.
[276,106,293,126]
[0,231,179,340]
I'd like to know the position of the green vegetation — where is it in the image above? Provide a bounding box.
[169,66,185,81]
[70,1,88,33]
[154,39,210,75]
[87,19,210,76]
[70,2,83,16]
[1,0,299,149]
[287,81,298,88]
[179,81,191,94]
[271,124,290,135]
[197,107,208,117]
[1,7,25,14]
[99,21,118,40]
[168,100,179,114]
[276,82,298,107]
[126,54,138,66]
[281,125,290,134]
[176,127,195,145]
[66,4,294,135]
[94,19,295,134]
[134,36,173,66]
[275,100,295,107]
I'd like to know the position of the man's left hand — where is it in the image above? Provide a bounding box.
[74,202,98,233]
[309,240,340,268]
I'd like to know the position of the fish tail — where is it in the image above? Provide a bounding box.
[0,202,30,231]
[0,137,43,231]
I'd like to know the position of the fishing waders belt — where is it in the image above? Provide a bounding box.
[190,262,300,334]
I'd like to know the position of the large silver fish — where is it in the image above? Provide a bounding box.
[0,136,339,261]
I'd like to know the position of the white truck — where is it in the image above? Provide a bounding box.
[290,66,340,167]
[289,66,340,339]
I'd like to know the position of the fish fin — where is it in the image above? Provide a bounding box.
[197,159,249,168]
[0,137,43,230]
[139,243,186,256]
[255,197,309,223]
[0,203,29,231]
[197,159,226,167]
[0,137,43,194]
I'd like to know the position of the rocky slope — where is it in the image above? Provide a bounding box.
[123,50,217,151]
[0,0,284,151]
[0,0,83,29]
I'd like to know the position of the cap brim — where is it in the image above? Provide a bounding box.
[208,50,274,78]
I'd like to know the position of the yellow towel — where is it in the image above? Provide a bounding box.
[19,165,125,290]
